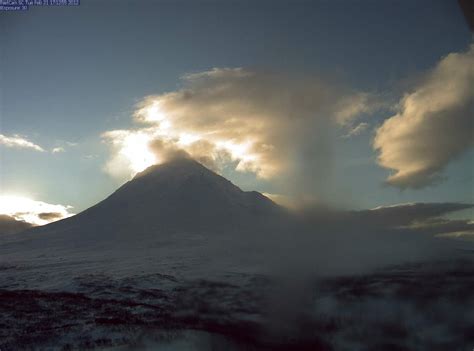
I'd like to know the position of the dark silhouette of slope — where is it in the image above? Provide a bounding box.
[0,215,33,235]
[23,158,284,246]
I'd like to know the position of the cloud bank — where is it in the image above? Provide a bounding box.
[0,134,45,152]
[103,68,376,196]
[277,202,474,278]
[366,202,474,227]
[0,195,74,226]
[374,44,474,188]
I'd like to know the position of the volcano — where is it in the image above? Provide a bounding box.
[17,158,283,248]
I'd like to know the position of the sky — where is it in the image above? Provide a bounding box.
[0,0,473,224]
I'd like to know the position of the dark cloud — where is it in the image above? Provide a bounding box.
[38,212,64,221]
[459,0,474,32]
[357,202,474,228]
[271,202,474,277]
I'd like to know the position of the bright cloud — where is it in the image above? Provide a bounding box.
[342,122,369,138]
[0,134,45,152]
[102,68,376,188]
[0,195,74,226]
[52,147,65,153]
[374,44,474,188]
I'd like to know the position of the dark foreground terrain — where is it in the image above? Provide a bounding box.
[1,259,473,351]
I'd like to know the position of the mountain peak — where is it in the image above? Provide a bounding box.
[125,157,240,198]
[29,157,282,242]
[133,157,208,180]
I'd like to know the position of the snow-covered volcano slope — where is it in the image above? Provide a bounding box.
[0,158,289,289]
[10,158,283,246]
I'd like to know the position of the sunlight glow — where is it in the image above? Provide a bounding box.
[103,123,263,179]
[137,101,167,123]
[104,90,270,179]
[217,140,256,163]
[119,133,157,174]
[178,133,201,146]
[0,195,74,226]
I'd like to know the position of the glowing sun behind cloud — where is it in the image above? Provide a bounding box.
[0,195,74,226]
[102,67,376,183]
[102,88,266,180]
[117,132,158,174]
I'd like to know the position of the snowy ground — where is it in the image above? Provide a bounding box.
[1,242,473,351]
